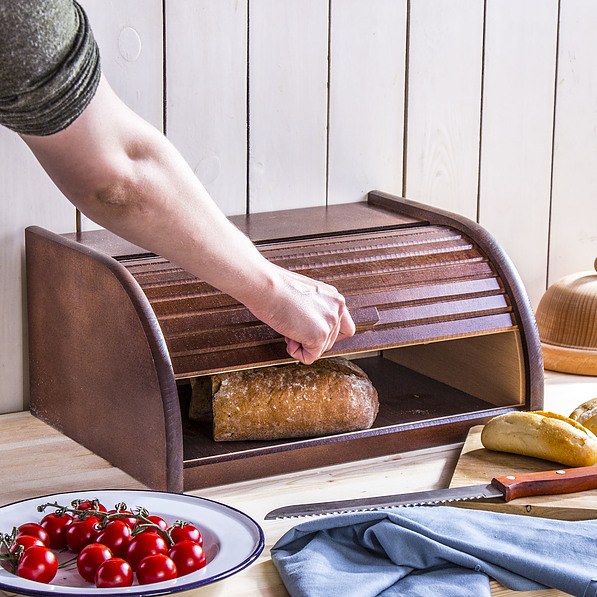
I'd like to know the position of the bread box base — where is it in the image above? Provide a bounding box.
[25,192,544,491]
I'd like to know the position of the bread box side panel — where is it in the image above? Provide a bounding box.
[25,227,183,491]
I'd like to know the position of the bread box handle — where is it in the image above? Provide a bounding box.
[351,306,380,332]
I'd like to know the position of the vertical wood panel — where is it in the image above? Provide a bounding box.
[404,0,484,220]
[249,0,329,212]
[78,0,163,230]
[478,0,558,308]
[327,0,407,205]
[550,0,597,283]
[0,129,75,413]
[166,0,247,216]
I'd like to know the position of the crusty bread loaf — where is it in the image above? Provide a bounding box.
[480,410,597,467]
[570,397,597,435]
[189,357,379,441]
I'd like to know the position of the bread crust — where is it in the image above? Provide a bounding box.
[190,357,379,441]
[570,397,597,435]
[480,410,597,467]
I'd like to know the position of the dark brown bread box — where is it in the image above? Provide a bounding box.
[25,192,543,492]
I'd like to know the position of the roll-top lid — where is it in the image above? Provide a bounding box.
[120,222,515,378]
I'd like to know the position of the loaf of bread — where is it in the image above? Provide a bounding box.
[480,410,597,467]
[570,397,597,435]
[189,357,379,441]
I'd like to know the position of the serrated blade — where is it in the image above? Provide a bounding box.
[265,483,503,520]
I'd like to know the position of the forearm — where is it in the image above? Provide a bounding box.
[75,134,275,310]
[22,75,355,363]
[22,77,275,311]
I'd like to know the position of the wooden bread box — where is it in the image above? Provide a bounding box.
[25,191,544,492]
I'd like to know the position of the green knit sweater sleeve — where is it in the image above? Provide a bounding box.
[0,0,101,136]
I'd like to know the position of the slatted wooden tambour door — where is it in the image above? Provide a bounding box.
[25,192,543,491]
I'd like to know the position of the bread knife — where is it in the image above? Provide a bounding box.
[265,465,597,519]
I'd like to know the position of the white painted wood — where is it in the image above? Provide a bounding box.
[0,129,75,414]
[327,0,407,205]
[550,0,597,284]
[248,0,329,212]
[78,0,163,230]
[166,0,248,216]
[404,0,484,220]
[478,0,558,309]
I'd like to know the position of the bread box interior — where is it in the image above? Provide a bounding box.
[25,191,544,492]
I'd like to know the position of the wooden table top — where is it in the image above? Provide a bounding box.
[0,370,596,597]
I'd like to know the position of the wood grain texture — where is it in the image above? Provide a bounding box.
[0,413,143,508]
[0,371,593,596]
[327,0,406,204]
[166,0,248,215]
[369,192,545,410]
[550,0,597,284]
[26,227,183,491]
[78,0,163,231]
[26,198,532,491]
[0,415,461,597]
[248,0,328,212]
[451,425,597,519]
[385,331,525,407]
[478,0,558,309]
[404,0,484,220]
[122,218,516,377]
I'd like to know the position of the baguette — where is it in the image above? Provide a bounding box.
[189,357,379,441]
[480,410,597,467]
[569,397,597,435]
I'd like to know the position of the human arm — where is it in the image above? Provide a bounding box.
[20,75,355,364]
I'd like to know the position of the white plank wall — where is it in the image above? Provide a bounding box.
[248,0,329,212]
[327,0,407,205]
[166,0,248,216]
[0,130,74,413]
[404,0,485,221]
[1,1,597,413]
[550,0,597,284]
[78,0,164,230]
[478,0,558,308]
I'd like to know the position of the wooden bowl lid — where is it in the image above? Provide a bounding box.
[536,259,597,375]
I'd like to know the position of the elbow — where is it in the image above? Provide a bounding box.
[75,162,146,222]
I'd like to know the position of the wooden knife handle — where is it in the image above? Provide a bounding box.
[491,466,597,501]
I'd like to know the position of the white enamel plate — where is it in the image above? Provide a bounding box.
[0,489,265,596]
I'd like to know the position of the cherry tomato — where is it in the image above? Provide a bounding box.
[75,500,107,513]
[95,557,133,588]
[169,523,203,547]
[16,523,50,547]
[77,543,113,582]
[107,509,138,529]
[65,516,100,553]
[136,554,178,585]
[10,535,45,554]
[138,515,168,532]
[73,500,106,521]
[168,540,206,576]
[40,512,73,549]
[17,546,58,583]
[126,532,168,570]
[95,520,131,558]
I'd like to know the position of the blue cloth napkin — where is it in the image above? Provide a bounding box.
[270,506,597,597]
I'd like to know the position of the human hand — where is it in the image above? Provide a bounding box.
[248,265,356,365]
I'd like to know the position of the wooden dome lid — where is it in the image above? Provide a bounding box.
[536,259,597,375]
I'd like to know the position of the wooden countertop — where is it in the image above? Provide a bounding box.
[1,370,596,597]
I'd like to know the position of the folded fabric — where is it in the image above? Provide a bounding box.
[271,506,597,597]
